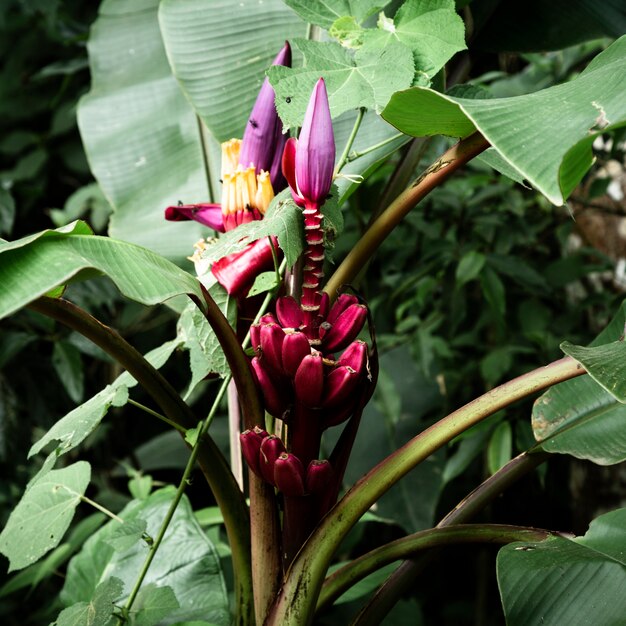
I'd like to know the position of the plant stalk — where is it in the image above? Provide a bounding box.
[351,450,550,625]
[324,132,490,300]
[266,356,584,625]
[318,524,552,611]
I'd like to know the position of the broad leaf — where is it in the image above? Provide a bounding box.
[284,0,389,29]
[61,488,229,626]
[532,301,626,465]
[54,577,124,626]
[0,462,91,571]
[78,0,211,262]
[52,340,85,403]
[0,224,204,320]
[497,508,626,626]
[382,36,626,205]
[159,0,306,142]
[268,38,415,129]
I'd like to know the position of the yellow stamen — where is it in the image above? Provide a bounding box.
[221,139,241,179]
[255,170,274,214]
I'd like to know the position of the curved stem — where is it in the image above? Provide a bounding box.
[346,132,405,164]
[351,450,549,625]
[336,108,366,173]
[318,524,552,611]
[127,398,186,434]
[324,132,489,300]
[267,356,585,625]
[28,297,254,626]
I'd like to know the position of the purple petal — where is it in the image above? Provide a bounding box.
[296,78,335,205]
[164,203,224,232]
[239,41,291,177]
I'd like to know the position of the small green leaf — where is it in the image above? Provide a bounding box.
[487,421,512,475]
[247,271,279,297]
[184,425,201,447]
[103,519,148,553]
[480,266,506,317]
[329,16,364,48]
[128,475,153,500]
[0,187,15,236]
[0,462,91,571]
[284,0,388,29]
[131,584,179,626]
[456,250,485,286]
[54,577,124,626]
[268,39,415,129]
[52,341,85,403]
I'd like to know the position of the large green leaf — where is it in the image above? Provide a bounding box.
[0,223,203,320]
[381,36,626,205]
[497,508,626,626]
[532,301,626,465]
[78,0,212,262]
[61,488,229,626]
[159,0,306,142]
[0,462,91,571]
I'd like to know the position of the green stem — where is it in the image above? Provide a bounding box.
[318,524,552,611]
[351,451,549,625]
[127,398,186,434]
[335,108,366,173]
[266,356,585,625]
[345,132,405,164]
[28,297,254,626]
[120,376,231,622]
[324,132,490,300]
[79,494,124,524]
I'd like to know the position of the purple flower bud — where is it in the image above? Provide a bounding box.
[259,322,286,374]
[273,452,305,497]
[282,78,335,206]
[239,42,291,190]
[251,357,291,418]
[211,237,276,297]
[259,312,278,325]
[294,354,325,407]
[259,435,286,485]
[321,304,367,353]
[327,294,359,325]
[305,459,333,495]
[240,427,268,476]
[276,295,304,329]
[319,292,330,320]
[322,365,359,409]
[250,324,261,353]
[164,203,225,232]
[282,331,311,378]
